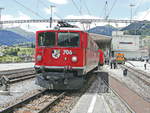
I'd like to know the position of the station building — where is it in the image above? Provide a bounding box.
[140,37,150,57]
[111,31,149,59]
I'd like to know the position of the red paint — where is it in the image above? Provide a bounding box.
[98,49,104,65]
[35,30,100,73]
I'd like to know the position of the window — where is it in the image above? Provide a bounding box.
[38,32,55,46]
[58,32,80,47]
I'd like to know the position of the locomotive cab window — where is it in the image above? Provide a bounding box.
[58,32,80,47]
[38,32,55,46]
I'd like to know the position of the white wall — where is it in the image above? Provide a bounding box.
[112,32,140,51]
[112,31,141,59]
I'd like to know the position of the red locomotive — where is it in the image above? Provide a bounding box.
[34,23,103,89]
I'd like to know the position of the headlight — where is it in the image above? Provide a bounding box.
[72,56,77,62]
[37,55,42,61]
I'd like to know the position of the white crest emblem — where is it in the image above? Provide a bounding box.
[52,49,60,59]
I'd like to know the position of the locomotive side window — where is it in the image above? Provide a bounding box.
[58,32,79,47]
[38,32,55,46]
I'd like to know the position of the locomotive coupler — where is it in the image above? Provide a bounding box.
[63,69,69,85]
[63,66,73,85]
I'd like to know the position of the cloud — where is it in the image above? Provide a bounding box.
[2,11,31,21]
[142,0,150,3]
[65,15,100,30]
[48,0,68,4]
[134,0,150,4]
[17,12,31,20]
[65,15,128,29]
[65,15,100,19]
[1,12,33,31]
[2,12,60,32]
[21,23,53,32]
[1,13,129,32]
[134,8,150,20]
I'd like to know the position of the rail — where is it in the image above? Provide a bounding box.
[102,76,136,113]
[0,68,35,85]
[0,68,34,76]
[0,89,47,113]
[121,65,150,86]
[0,90,66,113]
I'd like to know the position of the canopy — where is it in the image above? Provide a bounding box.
[89,33,112,49]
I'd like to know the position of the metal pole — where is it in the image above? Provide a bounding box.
[129,4,135,23]
[50,5,55,28]
[0,8,4,29]
[104,1,108,20]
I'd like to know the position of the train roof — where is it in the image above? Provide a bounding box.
[36,27,84,32]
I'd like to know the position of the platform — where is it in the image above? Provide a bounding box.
[70,93,112,113]
[71,75,111,113]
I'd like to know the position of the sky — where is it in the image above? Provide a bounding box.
[0,0,150,31]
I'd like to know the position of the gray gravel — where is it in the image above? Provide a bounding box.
[104,65,150,102]
[103,90,130,113]
[0,78,43,108]
[126,61,150,74]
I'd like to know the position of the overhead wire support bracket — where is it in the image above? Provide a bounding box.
[0,18,144,25]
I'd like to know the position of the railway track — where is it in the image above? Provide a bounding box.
[8,73,35,84]
[0,68,34,76]
[0,68,36,84]
[0,73,97,113]
[0,90,66,113]
[101,76,135,113]
[121,65,150,86]
[106,75,150,113]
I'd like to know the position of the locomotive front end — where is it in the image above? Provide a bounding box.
[34,30,87,89]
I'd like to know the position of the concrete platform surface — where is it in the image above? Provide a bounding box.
[70,93,111,113]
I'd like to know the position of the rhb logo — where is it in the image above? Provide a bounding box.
[52,49,60,59]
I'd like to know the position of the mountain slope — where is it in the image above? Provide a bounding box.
[121,21,150,35]
[5,27,35,42]
[0,30,32,46]
[88,25,118,36]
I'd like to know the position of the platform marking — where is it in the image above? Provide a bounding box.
[87,93,97,113]
[101,95,112,113]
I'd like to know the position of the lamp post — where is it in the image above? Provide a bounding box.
[129,4,135,23]
[50,5,55,28]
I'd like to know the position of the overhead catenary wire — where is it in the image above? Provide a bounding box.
[99,2,107,18]
[38,0,62,19]
[128,14,150,36]
[71,0,87,30]
[83,0,91,15]
[106,0,118,19]
[133,10,150,34]
[71,0,82,15]
[12,0,44,19]
[82,0,97,28]
[36,0,39,14]
[103,0,118,36]
[132,0,150,20]
[132,0,143,17]
[38,0,48,8]
[142,8,150,20]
